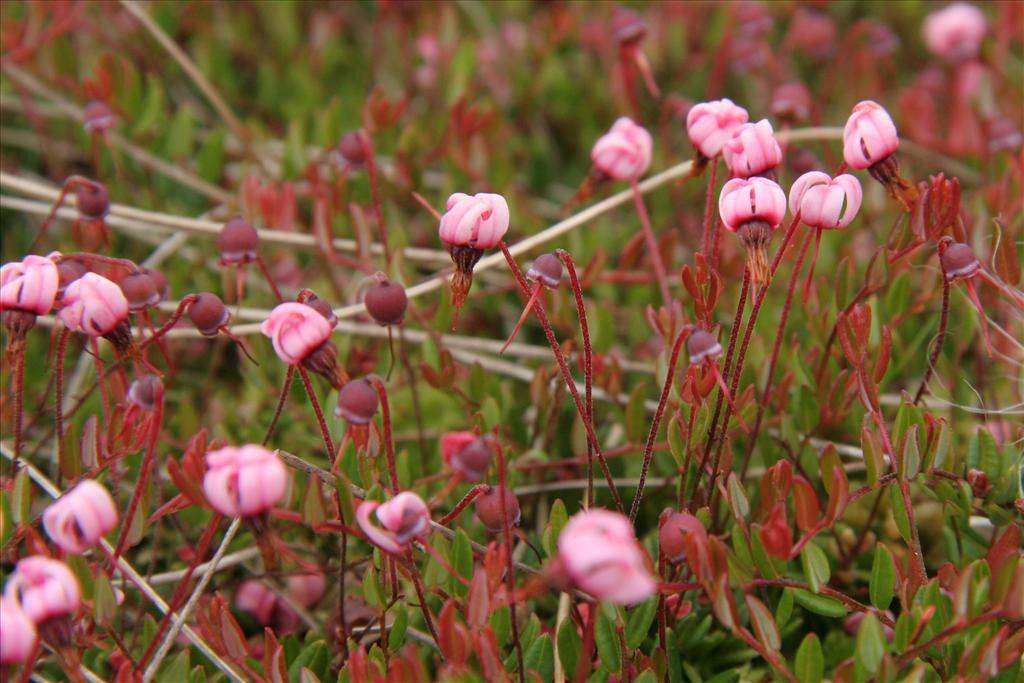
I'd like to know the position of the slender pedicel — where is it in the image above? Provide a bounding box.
[501,252,564,353]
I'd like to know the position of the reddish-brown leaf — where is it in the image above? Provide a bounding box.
[793,477,821,530]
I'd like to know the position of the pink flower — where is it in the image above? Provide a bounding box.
[0,254,60,316]
[260,303,333,365]
[788,172,863,230]
[203,445,289,517]
[356,492,430,555]
[42,479,118,554]
[923,3,986,63]
[723,119,783,178]
[3,556,80,624]
[438,192,510,250]
[718,177,787,231]
[287,572,326,608]
[235,579,277,625]
[686,99,749,158]
[591,117,653,181]
[557,509,656,605]
[57,272,129,336]
[842,100,899,170]
[441,432,493,481]
[0,596,37,664]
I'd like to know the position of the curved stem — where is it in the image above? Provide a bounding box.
[139,295,196,349]
[12,347,25,465]
[499,241,624,513]
[629,327,689,522]
[297,366,335,458]
[111,391,164,564]
[630,179,672,306]
[914,279,950,405]
[556,250,594,509]
[262,365,295,445]
[437,484,489,526]
[254,255,284,303]
[742,225,814,477]
[369,377,400,494]
[501,286,543,354]
[360,131,391,264]
[691,268,749,511]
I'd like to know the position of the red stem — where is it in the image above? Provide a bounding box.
[499,241,625,513]
[914,278,950,405]
[556,250,594,509]
[437,484,489,526]
[691,268,749,511]
[501,286,543,354]
[298,366,335,458]
[742,225,814,476]
[111,391,164,564]
[12,348,25,465]
[54,329,69,475]
[135,513,224,670]
[629,327,690,522]
[360,131,391,263]
[700,159,719,258]
[369,377,400,494]
[263,365,295,445]
[496,441,525,682]
[630,179,672,306]
[254,255,284,303]
[139,295,196,349]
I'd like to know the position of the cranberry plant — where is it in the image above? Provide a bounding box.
[0,2,1022,682]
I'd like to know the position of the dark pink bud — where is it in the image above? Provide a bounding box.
[686,330,722,366]
[659,512,706,564]
[785,8,837,61]
[119,271,159,311]
[474,486,520,533]
[57,258,89,296]
[82,100,117,133]
[217,216,259,265]
[966,469,991,497]
[527,253,563,289]
[611,7,647,46]
[335,378,379,424]
[188,293,230,336]
[335,132,367,168]
[939,242,980,281]
[76,182,110,220]
[139,267,170,302]
[304,292,337,325]
[441,432,493,481]
[127,375,163,411]
[364,275,408,326]
[770,82,813,123]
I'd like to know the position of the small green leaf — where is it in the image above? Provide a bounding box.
[388,607,408,650]
[790,588,847,618]
[12,467,30,525]
[668,415,686,466]
[800,543,830,594]
[625,598,658,650]
[794,633,823,683]
[523,633,554,681]
[855,613,886,675]
[332,474,356,526]
[902,425,921,480]
[869,544,896,609]
[157,650,191,683]
[889,484,912,542]
[557,617,581,680]
[362,564,385,607]
[595,609,621,673]
[930,419,951,471]
[775,586,794,628]
[745,595,780,651]
[490,606,511,647]
[287,640,329,683]
[726,473,749,520]
[450,529,473,597]
[93,571,117,625]
[666,628,683,683]
[625,382,649,443]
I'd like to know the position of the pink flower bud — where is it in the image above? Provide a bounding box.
[0,254,60,316]
[718,177,787,231]
[286,572,326,608]
[438,192,510,250]
[842,100,899,170]
[923,3,986,63]
[686,330,723,366]
[3,556,81,624]
[0,596,37,664]
[57,272,129,336]
[474,486,520,533]
[260,302,333,365]
[441,432,493,481]
[356,492,430,555]
[723,119,783,178]
[203,445,289,517]
[770,82,813,123]
[42,479,118,554]
[590,117,653,181]
[686,98,749,159]
[235,579,277,625]
[788,172,863,230]
[83,100,117,134]
[557,509,656,605]
[659,512,707,565]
